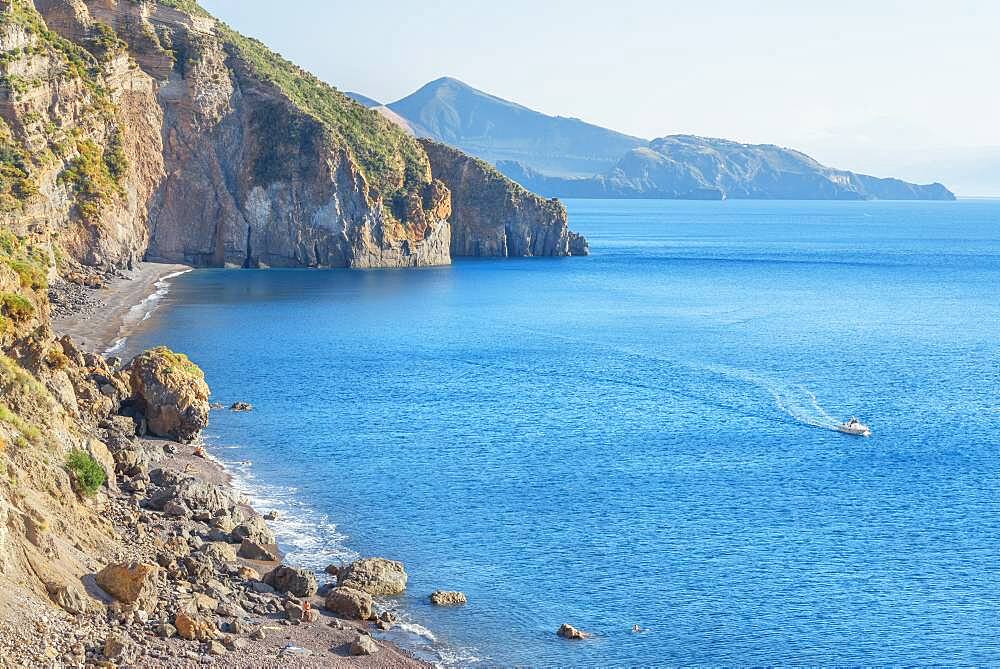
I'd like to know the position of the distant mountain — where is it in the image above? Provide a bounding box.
[343,91,382,108]
[386,77,646,177]
[499,135,956,201]
[357,78,956,200]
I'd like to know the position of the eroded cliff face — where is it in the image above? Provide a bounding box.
[4,0,587,275]
[38,0,453,269]
[0,0,165,270]
[420,139,588,258]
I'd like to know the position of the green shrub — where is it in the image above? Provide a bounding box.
[147,346,205,380]
[59,139,126,223]
[0,403,41,445]
[0,292,33,322]
[66,448,105,496]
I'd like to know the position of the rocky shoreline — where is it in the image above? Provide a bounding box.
[2,426,427,667]
[0,274,431,668]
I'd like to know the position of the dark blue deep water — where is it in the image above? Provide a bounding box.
[127,199,1000,667]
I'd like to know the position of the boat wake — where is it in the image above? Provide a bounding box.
[480,325,844,433]
[704,364,841,431]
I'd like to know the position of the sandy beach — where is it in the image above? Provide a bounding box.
[50,262,191,354]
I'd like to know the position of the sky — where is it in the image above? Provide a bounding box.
[200,0,1000,195]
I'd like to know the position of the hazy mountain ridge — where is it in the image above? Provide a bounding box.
[385,77,647,177]
[374,78,955,201]
[501,135,955,200]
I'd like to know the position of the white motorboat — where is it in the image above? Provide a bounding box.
[836,417,871,437]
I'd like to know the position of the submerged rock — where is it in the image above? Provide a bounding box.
[126,347,210,442]
[557,623,590,640]
[338,557,408,595]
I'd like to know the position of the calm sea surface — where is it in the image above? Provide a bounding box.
[127,199,1000,666]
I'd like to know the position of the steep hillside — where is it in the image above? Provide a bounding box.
[388,77,646,178]
[500,135,956,201]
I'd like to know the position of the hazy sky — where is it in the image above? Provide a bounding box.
[200,0,1000,195]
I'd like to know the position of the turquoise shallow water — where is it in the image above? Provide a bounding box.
[127,199,1000,666]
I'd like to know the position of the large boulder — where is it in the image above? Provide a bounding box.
[230,514,276,546]
[338,557,407,595]
[126,347,210,442]
[264,565,317,598]
[324,587,373,620]
[95,562,161,611]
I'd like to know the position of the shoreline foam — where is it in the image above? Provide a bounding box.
[204,430,478,666]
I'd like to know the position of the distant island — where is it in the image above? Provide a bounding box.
[349,78,956,201]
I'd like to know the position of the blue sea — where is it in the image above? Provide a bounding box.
[126,199,1000,667]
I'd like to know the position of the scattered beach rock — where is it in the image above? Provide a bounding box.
[324,586,373,620]
[237,539,277,562]
[174,612,218,641]
[236,565,261,581]
[350,633,380,656]
[46,582,94,615]
[430,590,467,606]
[338,557,408,595]
[103,634,128,660]
[207,639,227,655]
[557,623,590,640]
[157,623,177,639]
[265,565,318,597]
[230,514,276,546]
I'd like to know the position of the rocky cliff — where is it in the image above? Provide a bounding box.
[499,135,956,201]
[421,139,588,258]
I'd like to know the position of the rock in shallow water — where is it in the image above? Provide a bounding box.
[324,586,373,620]
[430,590,467,606]
[338,557,407,595]
[557,623,590,640]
